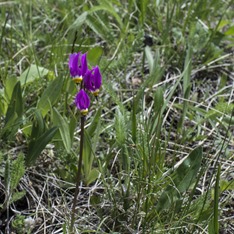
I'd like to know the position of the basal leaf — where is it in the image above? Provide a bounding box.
[2,82,23,140]
[26,127,58,167]
[145,46,154,74]
[10,152,25,191]
[10,191,26,204]
[154,87,164,113]
[37,76,63,117]
[115,107,126,146]
[85,168,100,186]
[156,146,203,213]
[53,108,72,153]
[30,110,45,140]
[69,11,88,30]
[4,76,17,102]
[19,64,49,86]
[87,108,101,137]
[5,81,23,123]
[87,47,103,66]
[89,1,123,29]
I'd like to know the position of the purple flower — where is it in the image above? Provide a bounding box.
[84,66,102,96]
[75,89,90,115]
[69,52,88,83]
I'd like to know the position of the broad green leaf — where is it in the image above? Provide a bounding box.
[69,113,77,144]
[87,108,101,137]
[85,168,100,185]
[10,191,26,204]
[208,218,215,234]
[89,1,123,29]
[69,11,88,30]
[5,81,23,123]
[224,25,234,36]
[115,107,126,146]
[86,14,113,42]
[220,179,234,192]
[4,76,17,102]
[2,82,23,140]
[4,156,10,190]
[10,152,25,191]
[0,94,7,116]
[145,46,154,74]
[26,127,58,167]
[53,108,72,154]
[37,76,63,117]
[154,87,164,113]
[30,110,45,140]
[156,146,203,213]
[87,47,103,66]
[83,130,93,184]
[83,110,102,185]
[19,64,49,86]
[137,0,149,25]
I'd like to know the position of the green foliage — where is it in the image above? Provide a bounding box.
[114,107,127,146]
[0,153,26,212]
[12,215,25,233]
[83,108,102,185]
[26,110,58,166]
[156,146,203,213]
[211,164,221,234]
[2,81,23,140]
[19,64,49,86]
[53,108,72,154]
[26,126,58,167]
[37,76,64,117]
[0,0,233,232]
[87,46,103,66]
[10,153,25,191]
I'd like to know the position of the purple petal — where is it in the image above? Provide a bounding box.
[93,66,102,89]
[80,53,88,76]
[84,70,95,91]
[69,53,80,77]
[75,89,90,110]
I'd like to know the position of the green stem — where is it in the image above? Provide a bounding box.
[70,115,85,233]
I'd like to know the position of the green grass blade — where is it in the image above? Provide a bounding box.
[131,98,137,144]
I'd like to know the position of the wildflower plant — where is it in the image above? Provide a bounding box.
[68,51,102,232]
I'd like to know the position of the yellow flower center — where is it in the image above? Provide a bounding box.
[73,76,83,83]
[80,109,88,115]
[92,89,100,96]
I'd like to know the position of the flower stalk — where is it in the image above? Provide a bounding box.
[70,115,85,233]
[68,51,102,232]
